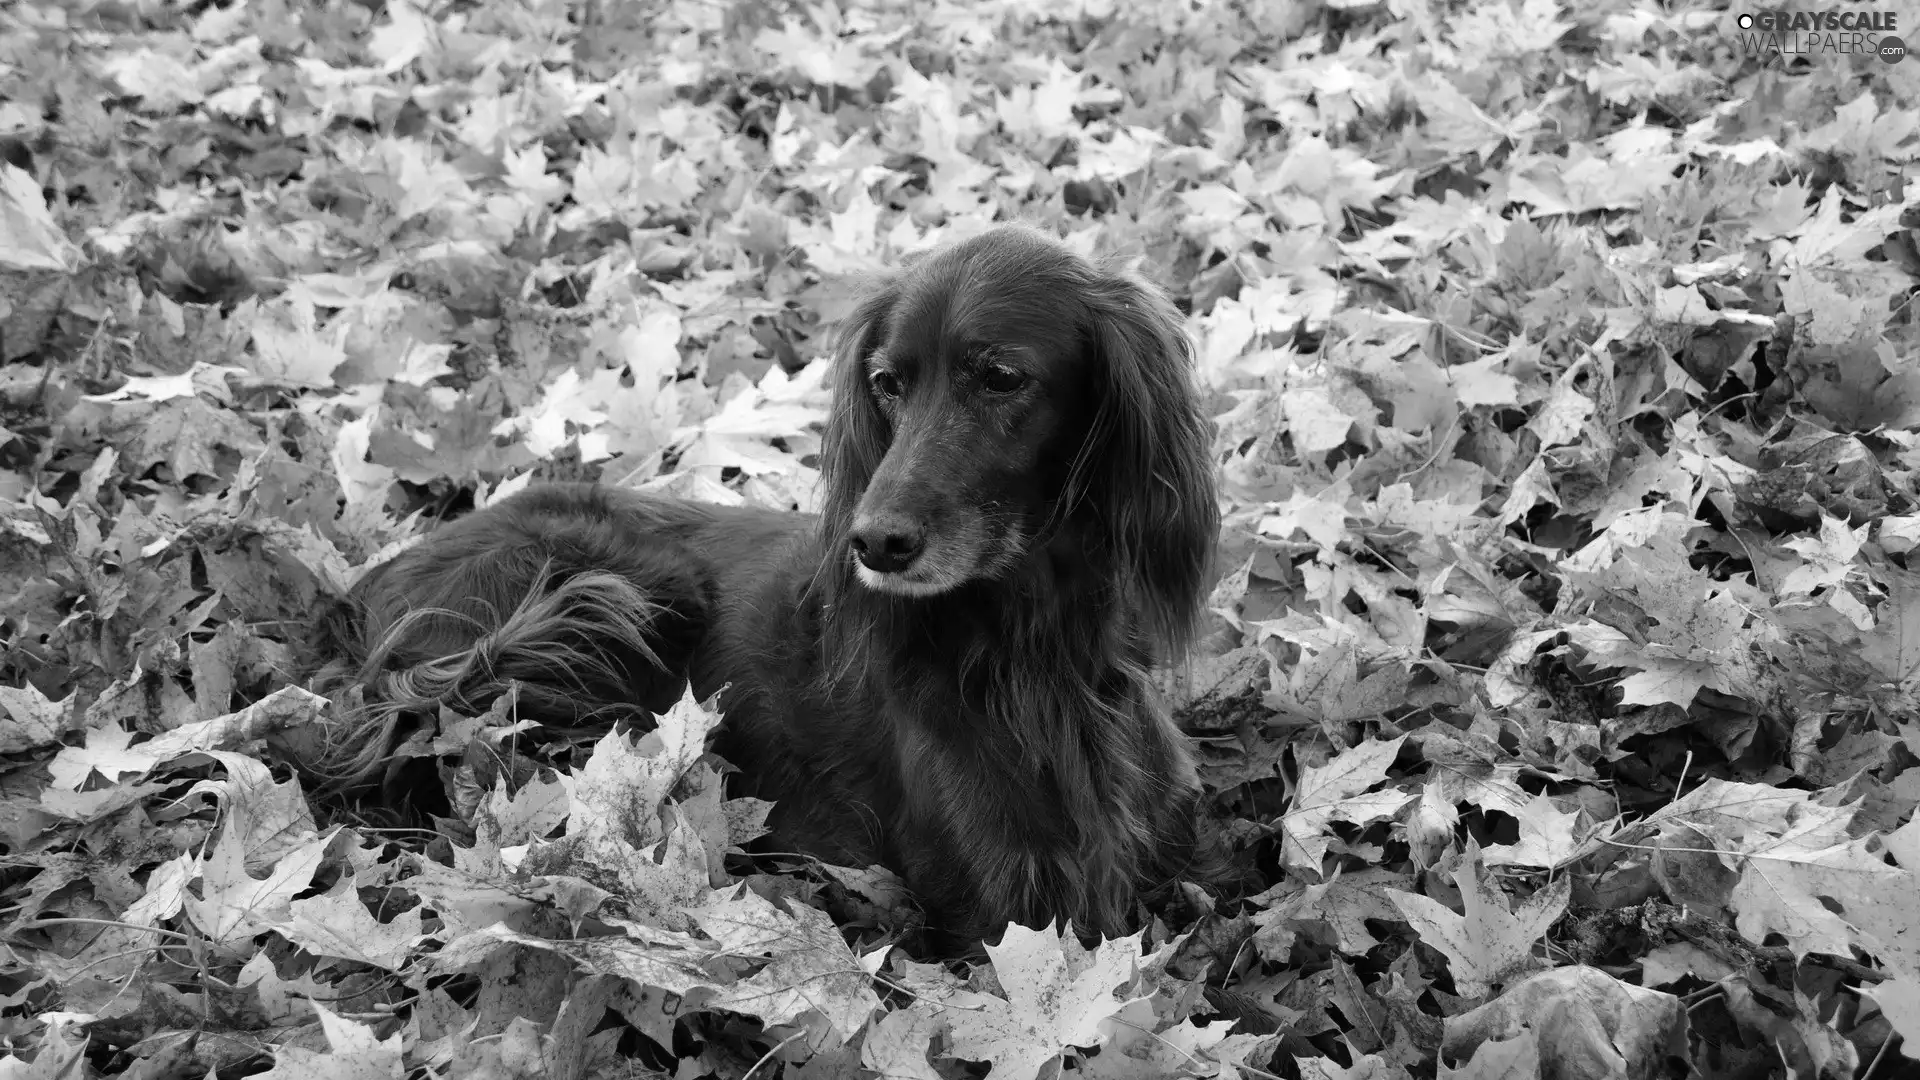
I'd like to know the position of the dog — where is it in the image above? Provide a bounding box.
[308,224,1222,945]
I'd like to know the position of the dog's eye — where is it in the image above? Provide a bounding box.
[869,369,902,398]
[982,364,1027,394]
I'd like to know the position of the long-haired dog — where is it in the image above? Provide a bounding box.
[308,224,1222,945]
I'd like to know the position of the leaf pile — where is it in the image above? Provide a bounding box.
[2,0,1920,1075]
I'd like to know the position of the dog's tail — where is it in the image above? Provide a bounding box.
[302,565,687,794]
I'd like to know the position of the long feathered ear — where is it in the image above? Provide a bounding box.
[1081,261,1218,658]
[818,282,898,545]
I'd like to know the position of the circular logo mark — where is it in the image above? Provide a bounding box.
[1883,34,1908,62]
[1737,12,1754,28]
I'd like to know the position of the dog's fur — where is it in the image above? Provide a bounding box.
[309,225,1221,944]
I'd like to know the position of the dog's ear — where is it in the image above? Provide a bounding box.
[819,280,899,543]
[1082,262,1218,657]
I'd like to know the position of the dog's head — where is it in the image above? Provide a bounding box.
[819,224,1217,647]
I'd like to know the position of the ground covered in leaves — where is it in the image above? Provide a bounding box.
[2,0,1919,1076]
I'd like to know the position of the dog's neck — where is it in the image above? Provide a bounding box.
[822,531,1152,731]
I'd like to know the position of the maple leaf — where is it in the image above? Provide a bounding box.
[0,683,77,754]
[183,823,338,947]
[1257,486,1351,551]
[793,187,886,277]
[1436,1031,1539,1079]
[944,924,1145,1080]
[465,769,570,869]
[1443,354,1523,408]
[1565,543,1760,707]
[754,20,883,89]
[1784,186,1904,271]
[567,690,719,853]
[542,695,770,928]
[1262,643,1410,727]
[1779,514,1867,596]
[693,884,881,1045]
[1861,571,1920,689]
[107,396,266,481]
[81,361,245,404]
[1494,457,1560,530]
[1300,1051,1408,1079]
[121,853,194,929]
[1441,966,1690,1080]
[1279,735,1413,873]
[1628,779,1919,970]
[280,879,425,971]
[247,293,349,387]
[1480,792,1588,870]
[1386,849,1569,997]
[1861,975,1920,1057]
[47,723,158,790]
[45,688,328,793]
[1726,828,1901,965]
[15,1021,90,1080]
[253,1003,404,1080]
[428,911,720,995]
[860,1008,943,1080]
[184,749,326,872]
[1405,760,1597,868]
[1253,867,1409,960]
[494,366,624,460]
[1080,996,1246,1078]
[0,164,83,271]
[367,0,434,73]
[1280,384,1363,455]
[367,394,535,485]
[598,805,716,929]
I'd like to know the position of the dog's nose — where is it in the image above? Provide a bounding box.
[849,515,925,573]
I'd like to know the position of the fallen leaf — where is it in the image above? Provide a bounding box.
[1386,849,1568,997]
[944,924,1144,1080]
[1280,735,1413,873]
